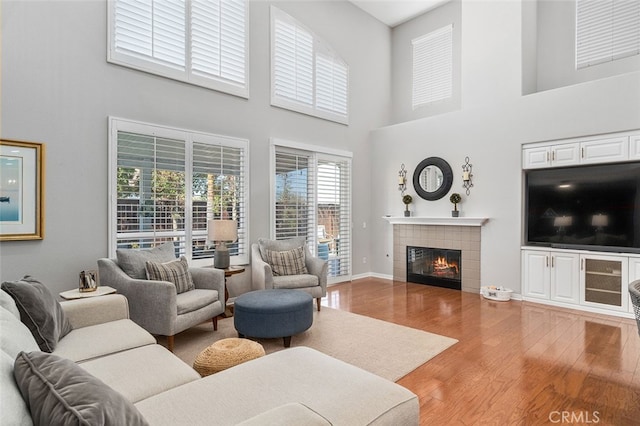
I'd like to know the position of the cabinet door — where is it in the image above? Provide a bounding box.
[550,252,579,304]
[523,251,550,299]
[523,146,550,169]
[580,254,628,311]
[552,143,580,167]
[630,135,640,160]
[580,137,629,164]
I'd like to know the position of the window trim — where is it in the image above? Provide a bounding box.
[108,117,250,266]
[107,0,250,99]
[270,137,352,284]
[270,6,349,125]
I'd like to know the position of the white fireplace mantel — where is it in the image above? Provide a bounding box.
[382,216,489,227]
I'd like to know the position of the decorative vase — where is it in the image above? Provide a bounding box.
[451,210,459,217]
[404,210,411,217]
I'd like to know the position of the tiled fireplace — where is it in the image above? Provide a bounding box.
[386,217,487,293]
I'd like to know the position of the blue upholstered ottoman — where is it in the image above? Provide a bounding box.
[234,289,313,347]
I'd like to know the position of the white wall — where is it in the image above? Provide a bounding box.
[370,0,640,294]
[391,0,461,123]
[0,0,391,294]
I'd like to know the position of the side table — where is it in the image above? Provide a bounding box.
[59,286,116,300]
[205,266,245,317]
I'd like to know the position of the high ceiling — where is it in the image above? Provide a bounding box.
[349,0,450,27]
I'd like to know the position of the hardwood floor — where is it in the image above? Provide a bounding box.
[323,278,640,425]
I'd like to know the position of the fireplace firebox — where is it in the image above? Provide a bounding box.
[406,246,462,290]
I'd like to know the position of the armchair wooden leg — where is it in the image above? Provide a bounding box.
[212,316,218,331]
[316,298,321,311]
[167,335,174,352]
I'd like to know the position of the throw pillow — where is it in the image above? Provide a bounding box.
[14,351,149,426]
[145,256,195,294]
[265,246,309,276]
[258,237,306,262]
[116,241,176,279]
[1,276,72,353]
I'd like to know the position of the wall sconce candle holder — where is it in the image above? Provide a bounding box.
[398,164,407,196]
[462,156,473,195]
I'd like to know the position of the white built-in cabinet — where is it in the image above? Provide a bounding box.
[522,248,629,315]
[522,129,640,318]
[522,133,633,169]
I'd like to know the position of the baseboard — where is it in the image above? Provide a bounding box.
[350,272,393,281]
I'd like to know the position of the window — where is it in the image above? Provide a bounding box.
[576,0,640,69]
[412,24,453,108]
[271,7,349,124]
[272,140,352,283]
[108,0,249,98]
[109,118,249,265]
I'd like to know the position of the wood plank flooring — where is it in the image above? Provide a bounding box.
[323,278,640,425]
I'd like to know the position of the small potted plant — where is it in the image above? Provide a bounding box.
[402,194,413,217]
[450,193,462,217]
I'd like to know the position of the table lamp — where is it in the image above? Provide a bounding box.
[207,220,237,269]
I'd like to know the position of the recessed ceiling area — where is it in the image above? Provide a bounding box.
[349,0,450,27]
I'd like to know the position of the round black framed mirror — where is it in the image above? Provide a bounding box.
[413,157,453,201]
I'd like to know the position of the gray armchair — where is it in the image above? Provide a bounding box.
[97,253,225,352]
[251,237,328,311]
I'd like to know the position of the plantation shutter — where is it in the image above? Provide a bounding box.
[116,131,187,255]
[576,0,640,69]
[317,156,351,279]
[192,141,246,259]
[274,149,315,243]
[315,47,349,116]
[273,11,314,106]
[191,0,246,84]
[412,24,453,108]
[113,0,186,69]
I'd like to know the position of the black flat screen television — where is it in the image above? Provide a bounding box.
[525,162,640,253]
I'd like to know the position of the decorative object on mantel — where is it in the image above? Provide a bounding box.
[462,156,473,195]
[449,193,462,217]
[413,157,453,201]
[398,163,407,195]
[402,194,413,217]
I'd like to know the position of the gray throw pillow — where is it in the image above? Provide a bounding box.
[264,247,309,276]
[116,241,176,279]
[1,276,72,352]
[258,237,306,261]
[14,351,149,426]
[145,256,195,294]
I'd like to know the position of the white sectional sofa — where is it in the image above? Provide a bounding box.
[1,287,419,425]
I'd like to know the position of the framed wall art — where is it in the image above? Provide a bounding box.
[0,140,45,241]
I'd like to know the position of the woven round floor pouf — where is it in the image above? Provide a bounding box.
[193,338,265,377]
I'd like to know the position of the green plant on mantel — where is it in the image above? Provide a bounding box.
[450,193,462,212]
[402,194,413,215]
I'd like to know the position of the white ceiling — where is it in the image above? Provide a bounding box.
[349,0,450,28]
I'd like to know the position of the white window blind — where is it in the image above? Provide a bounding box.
[273,143,352,282]
[274,150,315,241]
[576,0,640,69]
[412,24,453,108]
[110,0,249,97]
[271,7,349,124]
[110,118,249,264]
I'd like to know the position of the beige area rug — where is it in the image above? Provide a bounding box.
[169,308,457,382]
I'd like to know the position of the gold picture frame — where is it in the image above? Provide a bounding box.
[0,139,45,241]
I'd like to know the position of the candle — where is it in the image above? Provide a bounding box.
[463,171,470,181]
[398,176,405,185]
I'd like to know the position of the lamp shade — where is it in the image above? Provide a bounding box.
[553,216,572,227]
[207,220,238,242]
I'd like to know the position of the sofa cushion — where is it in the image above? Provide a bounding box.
[117,241,176,279]
[272,274,319,289]
[78,344,200,403]
[54,319,156,363]
[1,276,72,352]
[0,288,21,319]
[0,308,39,359]
[176,289,219,315]
[1,351,33,426]
[14,351,149,426]
[145,256,195,294]
[236,403,331,426]
[264,246,309,276]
